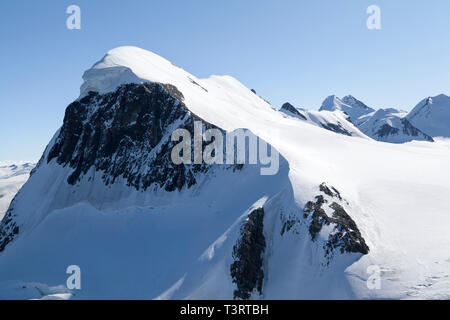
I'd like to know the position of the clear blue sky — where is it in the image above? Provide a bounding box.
[1,0,450,161]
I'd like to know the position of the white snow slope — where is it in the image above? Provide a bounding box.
[0,162,34,220]
[1,47,450,300]
[407,94,450,138]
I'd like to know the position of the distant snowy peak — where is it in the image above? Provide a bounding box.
[319,95,374,123]
[406,94,450,137]
[280,102,307,120]
[280,102,367,138]
[341,95,372,111]
[357,108,433,144]
[319,95,341,111]
[283,97,436,144]
[318,93,447,144]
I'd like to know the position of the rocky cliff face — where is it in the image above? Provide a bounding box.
[47,82,214,191]
[375,118,433,142]
[0,81,237,252]
[303,183,369,265]
[230,207,266,300]
[0,205,19,252]
[227,183,369,299]
[279,182,369,268]
[280,103,307,120]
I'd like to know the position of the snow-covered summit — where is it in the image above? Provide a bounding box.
[80,46,272,134]
[319,95,374,123]
[80,46,196,97]
[406,94,450,137]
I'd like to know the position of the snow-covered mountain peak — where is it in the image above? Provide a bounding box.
[342,95,372,111]
[319,95,341,110]
[81,46,205,98]
[407,93,450,137]
[425,94,450,105]
[319,95,374,123]
[79,47,271,134]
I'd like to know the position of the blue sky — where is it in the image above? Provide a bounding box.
[1,0,450,161]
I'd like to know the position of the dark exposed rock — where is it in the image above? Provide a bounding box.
[230,207,266,300]
[46,82,230,192]
[319,182,342,200]
[376,123,399,138]
[320,122,352,136]
[303,183,369,265]
[375,118,433,142]
[280,103,307,120]
[281,216,299,236]
[188,77,208,92]
[0,197,19,252]
[345,115,355,125]
[401,119,434,141]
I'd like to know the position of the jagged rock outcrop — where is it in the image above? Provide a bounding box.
[230,207,266,300]
[281,103,307,120]
[47,82,222,192]
[375,118,433,142]
[0,204,19,252]
[303,183,369,265]
[320,122,353,136]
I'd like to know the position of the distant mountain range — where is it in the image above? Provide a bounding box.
[281,94,450,143]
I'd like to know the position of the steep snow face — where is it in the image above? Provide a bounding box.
[1,46,450,300]
[0,162,34,220]
[319,95,374,123]
[407,94,450,138]
[357,108,434,144]
[280,102,368,138]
